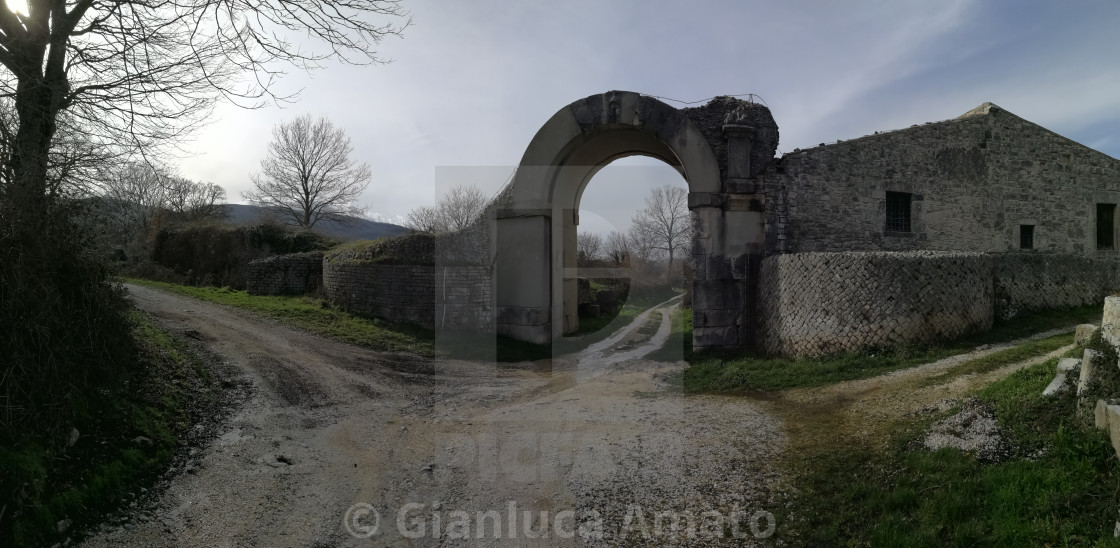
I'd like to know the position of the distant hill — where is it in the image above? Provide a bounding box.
[224,204,409,241]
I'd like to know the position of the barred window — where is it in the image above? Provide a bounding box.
[885,192,911,233]
[1020,225,1034,249]
[1098,203,1116,250]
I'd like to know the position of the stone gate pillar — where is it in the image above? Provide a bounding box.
[495,211,552,344]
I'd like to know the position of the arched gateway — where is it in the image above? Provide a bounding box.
[494,91,777,351]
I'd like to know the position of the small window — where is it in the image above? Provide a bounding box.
[1020,225,1034,249]
[885,191,912,233]
[1097,203,1116,250]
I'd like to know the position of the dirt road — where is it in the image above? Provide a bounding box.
[79,285,785,547]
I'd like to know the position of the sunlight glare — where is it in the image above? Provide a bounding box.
[5,0,29,17]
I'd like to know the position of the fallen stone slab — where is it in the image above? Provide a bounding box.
[1043,371,1071,397]
[1043,359,1080,397]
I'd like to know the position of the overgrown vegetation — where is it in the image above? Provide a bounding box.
[125,279,435,357]
[785,354,1120,545]
[0,311,229,546]
[685,305,1101,393]
[142,222,334,288]
[1,205,139,444]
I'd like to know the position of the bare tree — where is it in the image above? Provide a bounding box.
[630,185,690,271]
[244,115,371,228]
[405,185,488,234]
[605,230,632,266]
[0,0,408,235]
[577,231,604,267]
[164,177,227,222]
[102,163,171,255]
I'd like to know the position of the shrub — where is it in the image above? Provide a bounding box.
[0,202,139,445]
[151,221,333,288]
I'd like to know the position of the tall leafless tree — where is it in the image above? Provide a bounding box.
[405,184,489,234]
[164,176,227,222]
[630,185,690,271]
[577,231,604,267]
[102,163,171,255]
[605,230,631,266]
[405,184,488,234]
[244,115,371,228]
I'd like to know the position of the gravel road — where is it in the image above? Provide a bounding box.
[78,285,786,547]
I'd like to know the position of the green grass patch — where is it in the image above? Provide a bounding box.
[124,278,435,357]
[685,305,1100,393]
[644,307,693,362]
[786,358,1120,546]
[0,311,228,546]
[919,332,1073,387]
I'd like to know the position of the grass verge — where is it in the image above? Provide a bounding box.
[684,305,1101,393]
[784,356,1120,546]
[918,332,1072,387]
[0,311,229,546]
[124,278,435,357]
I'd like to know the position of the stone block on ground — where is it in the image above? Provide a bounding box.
[1078,349,1103,397]
[1096,399,1111,430]
[1057,358,1080,373]
[1108,404,1120,459]
[1075,324,1098,346]
[1042,371,1071,397]
[577,278,592,304]
[1104,296,1120,346]
[596,290,618,316]
[578,303,600,318]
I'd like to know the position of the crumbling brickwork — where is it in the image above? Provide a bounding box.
[246,252,323,296]
[758,252,994,357]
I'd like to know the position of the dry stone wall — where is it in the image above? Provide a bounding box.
[994,253,1120,319]
[759,251,994,357]
[246,252,323,296]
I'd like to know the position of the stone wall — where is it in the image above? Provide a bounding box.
[993,253,1120,319]
[757,103,1120,257]
[434,266,493,329]
[322,258,492,330]
[758,252,994,357]
[246,251,323,296]
[323,262,436,327]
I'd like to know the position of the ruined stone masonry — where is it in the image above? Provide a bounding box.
[246,252,323,296]
[258,94,1120,358]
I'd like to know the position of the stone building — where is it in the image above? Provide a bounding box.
[758,102,1120,257]
[753,101,1120,356]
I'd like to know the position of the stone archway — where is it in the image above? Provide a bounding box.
[494,91,776,351]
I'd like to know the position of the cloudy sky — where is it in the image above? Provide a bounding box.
[175,0,1120,235]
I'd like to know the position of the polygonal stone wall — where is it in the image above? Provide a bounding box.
[758,251,994,357]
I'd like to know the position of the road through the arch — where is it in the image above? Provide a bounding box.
[79,285,785,547]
